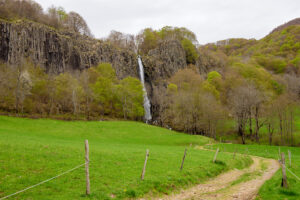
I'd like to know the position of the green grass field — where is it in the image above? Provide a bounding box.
[0,116,251,200]
[206,143,300,200]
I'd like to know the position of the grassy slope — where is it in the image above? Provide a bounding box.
[0,116,251,200]
[206,143,300,200]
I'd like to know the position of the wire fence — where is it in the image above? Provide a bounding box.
[286,167,300,181]
[0,162,87,200]
[210,144,300,182]
[1,143,299,199]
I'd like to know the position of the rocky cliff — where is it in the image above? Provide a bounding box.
[0,19,138,79]
[141,40,187,121]
[0,19,220,121]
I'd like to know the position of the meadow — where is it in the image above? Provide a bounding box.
[0,116,251,200]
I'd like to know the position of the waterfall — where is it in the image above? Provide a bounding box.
[138,56,152,122]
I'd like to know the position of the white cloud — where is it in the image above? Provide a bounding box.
[36,0,300,44]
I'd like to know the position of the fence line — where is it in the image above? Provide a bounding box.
[286,167,300,181]
[214,145,300,183]
[0,162,87,200]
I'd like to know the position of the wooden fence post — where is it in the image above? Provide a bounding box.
[288,150,292,167]
[141,149,149,180]
[278,147,281,160]
[85,140,90,195]
[213,148,219,163]
[180,148,187,171]
[281,153,288,188]
[233,148,237,159]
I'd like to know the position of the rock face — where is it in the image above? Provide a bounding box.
[142,40,187,121]
[143,40,187,81]
[0,20,220,121]
[0,19,138,79]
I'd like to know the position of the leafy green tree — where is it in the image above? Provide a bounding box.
[27,66,49,114]
[202,81,220,100]
[207,71,222,90]
[92,63,117,115]
[117,77,144,119]
[158,26,198,44]
[207,71,221,83]
[54,73,82,114]
[181,38,199,64]
[138,28,160,54]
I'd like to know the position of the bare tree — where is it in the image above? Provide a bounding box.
[229,83,258,144]
[67,11,92,36]
[272,93,297,146]
[106,30,136,51]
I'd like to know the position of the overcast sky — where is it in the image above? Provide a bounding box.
[36,0,300,44]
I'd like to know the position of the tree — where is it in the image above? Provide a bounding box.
[79,69,94,119]
[181,38,199,64]
[67,11,92,36]
[207,71,222,90]
[13,64,32,114]
[160,69,224,136]
[27,65,49,114]
[106,30,135,51]
[272,93,297,146]
[137,28,160,54]
[0,64,15,111]
[117,77,144,119]
[54,73,82,114]
[92,63,117,115]
[229,83,259,144]
[158,26,198,45]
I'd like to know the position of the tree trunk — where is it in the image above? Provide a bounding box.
[238,124,245,144]
[290,111,293,146]
[268,123,273,146]
[249,110,253,138]
[279,114,283,145]
[254,106,260,143]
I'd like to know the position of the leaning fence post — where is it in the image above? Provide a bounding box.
[281,153,288,188]
[141,149,149,180]
[180,148,187,171]
[213,148,219,163]
[288,150,292,167]
[85,140,90,195]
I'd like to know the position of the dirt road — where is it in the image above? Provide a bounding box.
[140,149,280,200]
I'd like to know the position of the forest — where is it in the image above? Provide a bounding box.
[0,0,300,146]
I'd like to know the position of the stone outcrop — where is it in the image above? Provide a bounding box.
[143,40,187,81]
[142,40,187,121]
[0,19,138,79]
[0,19,221,121]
